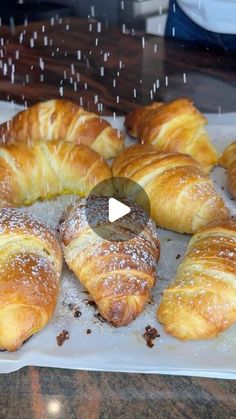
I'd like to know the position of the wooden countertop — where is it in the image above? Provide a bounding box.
[0,17,236,113]
[0,16,236,419]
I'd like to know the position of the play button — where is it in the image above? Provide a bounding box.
[85,177,151,242]
[108,197,131,222]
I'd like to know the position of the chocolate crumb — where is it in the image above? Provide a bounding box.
[148,296,155,305]
[94,313,107,323]
[143,325,160,348]
[62,301,75,310]
[221,186,225,190]
[57,330,69,346]
[167,238,171,242]
[86,329,92,334]
[74,308,82,318]
[83,299,97,308]
[176,254,181,260]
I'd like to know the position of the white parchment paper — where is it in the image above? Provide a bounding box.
[0,101,235,377]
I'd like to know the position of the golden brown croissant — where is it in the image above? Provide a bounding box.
[112,144,229,234]
[0,140,112,207]
[0,208,62,351]
[157,219,236,340]
[219,141,236,198]
[59,196,160,326]
[0,99,124,159]
[125,98,218,172]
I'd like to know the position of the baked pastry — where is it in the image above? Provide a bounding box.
[59,196,160,326]
[0,141,112,207]
[112,144,229,234]
[125,98,218,172]
[219,141,236,198]
[157,219,236,340]
[0,99,124,159]
[0,208,62,351]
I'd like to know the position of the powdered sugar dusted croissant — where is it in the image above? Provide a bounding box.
[59,196,160,326]
[112,144,229,234]
[157,219,236,340]
[0,99,124,159]
[125,98,218,172]
[0,208,62,351]
[219,141,236,198]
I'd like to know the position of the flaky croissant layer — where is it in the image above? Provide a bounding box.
[0,99,124,159]
[59,197,160,326]
[0,140,112,208]
[157,219,236,340]
[0,208,62,351]
[125,98,218,172]
[112,144,229,234]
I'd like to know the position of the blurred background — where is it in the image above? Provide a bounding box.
[0,0,169,35]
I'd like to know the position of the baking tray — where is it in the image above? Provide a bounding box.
[0,101,235,377]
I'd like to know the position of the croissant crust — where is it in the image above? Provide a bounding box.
[0,208,62,351]
[59,196,160,326]
[157,219,236,340]
[125,98,218,172]
[0,99,124,159]
[0,140,112,207]
[112,144,229,234]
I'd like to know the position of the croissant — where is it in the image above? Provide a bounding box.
[125,98,218,172]
[0,208,62,351]
[112,144,229,234]
[157,219,236,340]
[219,141,236,198]
[59,196,160,326]
[0,99,124,159]
[0,140,112,207]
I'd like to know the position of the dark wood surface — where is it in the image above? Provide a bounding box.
[0,17,236,419]
[0,17,236,113]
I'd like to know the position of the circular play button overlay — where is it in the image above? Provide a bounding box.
[85,177,151,241]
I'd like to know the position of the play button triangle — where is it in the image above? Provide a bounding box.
[108,197,131,223]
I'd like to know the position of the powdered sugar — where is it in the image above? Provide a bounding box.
[0,108,235,376]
